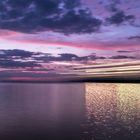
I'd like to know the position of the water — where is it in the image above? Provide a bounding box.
[0,83,139,140]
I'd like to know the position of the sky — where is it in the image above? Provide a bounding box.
[0,0,140,82]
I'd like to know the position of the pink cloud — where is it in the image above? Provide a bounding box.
[12,38,140,51]
[0,30,139,52]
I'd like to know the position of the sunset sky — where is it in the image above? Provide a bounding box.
[0,0,140,81]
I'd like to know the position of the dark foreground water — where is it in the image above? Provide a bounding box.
[0,83,140,140]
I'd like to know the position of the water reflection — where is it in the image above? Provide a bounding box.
[0,83,140,140]
[83,83,140,140]
[0,83,85,140]
[117,84,140,126]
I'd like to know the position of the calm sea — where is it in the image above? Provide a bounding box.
[0,83,139,140]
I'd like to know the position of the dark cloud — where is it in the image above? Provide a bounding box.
[33,53,106,62]
[59,53,78,60]
[107,5,118,12]
[128,36,140,41]
[61,53,106,61]
[0,49,106,69]
[106,0,121,12]
[77,54,106,61]
[33,53,79,62]
[109,55,136,59]
[0,49,34,58]
[0,49,40,68]
[106,11,135,25]
[0,59,40,68]
[117,50,140,53]
[117,50,131,53]
[0,0,102,34]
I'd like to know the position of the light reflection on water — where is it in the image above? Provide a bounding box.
[83,83,140,140]
[0,83,139,140]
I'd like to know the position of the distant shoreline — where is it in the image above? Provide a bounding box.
[0,77,140,84]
